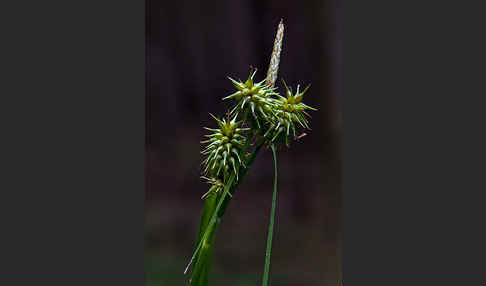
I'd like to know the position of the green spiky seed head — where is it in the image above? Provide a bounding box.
[223,70,277,129]
[264,81,316,147]
[201,114,249,181]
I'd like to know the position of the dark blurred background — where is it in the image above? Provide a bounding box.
[145,0,342,285]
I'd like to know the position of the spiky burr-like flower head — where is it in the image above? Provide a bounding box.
[201,114,249,181]
[223,70,277,128]
[264,81,317,147]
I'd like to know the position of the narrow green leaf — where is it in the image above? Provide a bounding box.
[186,173,235,282]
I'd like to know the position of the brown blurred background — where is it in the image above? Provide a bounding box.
[145,0,342,285]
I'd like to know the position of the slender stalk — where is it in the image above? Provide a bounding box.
[262,144,278,286]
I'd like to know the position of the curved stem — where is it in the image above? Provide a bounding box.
[262,144,278,286]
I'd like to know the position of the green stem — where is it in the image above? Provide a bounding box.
[262,144,278,286]
[190,218,218,286]
[186,174,235,279]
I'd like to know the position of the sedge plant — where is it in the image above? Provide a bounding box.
[184,19,317,286]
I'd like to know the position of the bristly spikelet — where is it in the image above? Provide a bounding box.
[223,70,277,129]
[201,114,249,183]
[200,176,228,200]
[264,80,316,147]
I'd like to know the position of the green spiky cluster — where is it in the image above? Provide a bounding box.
[200,70,315,199]
[201,114,249,184]
[263,81,316,146]
[224,70,316,147]
[224,70,277,128]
